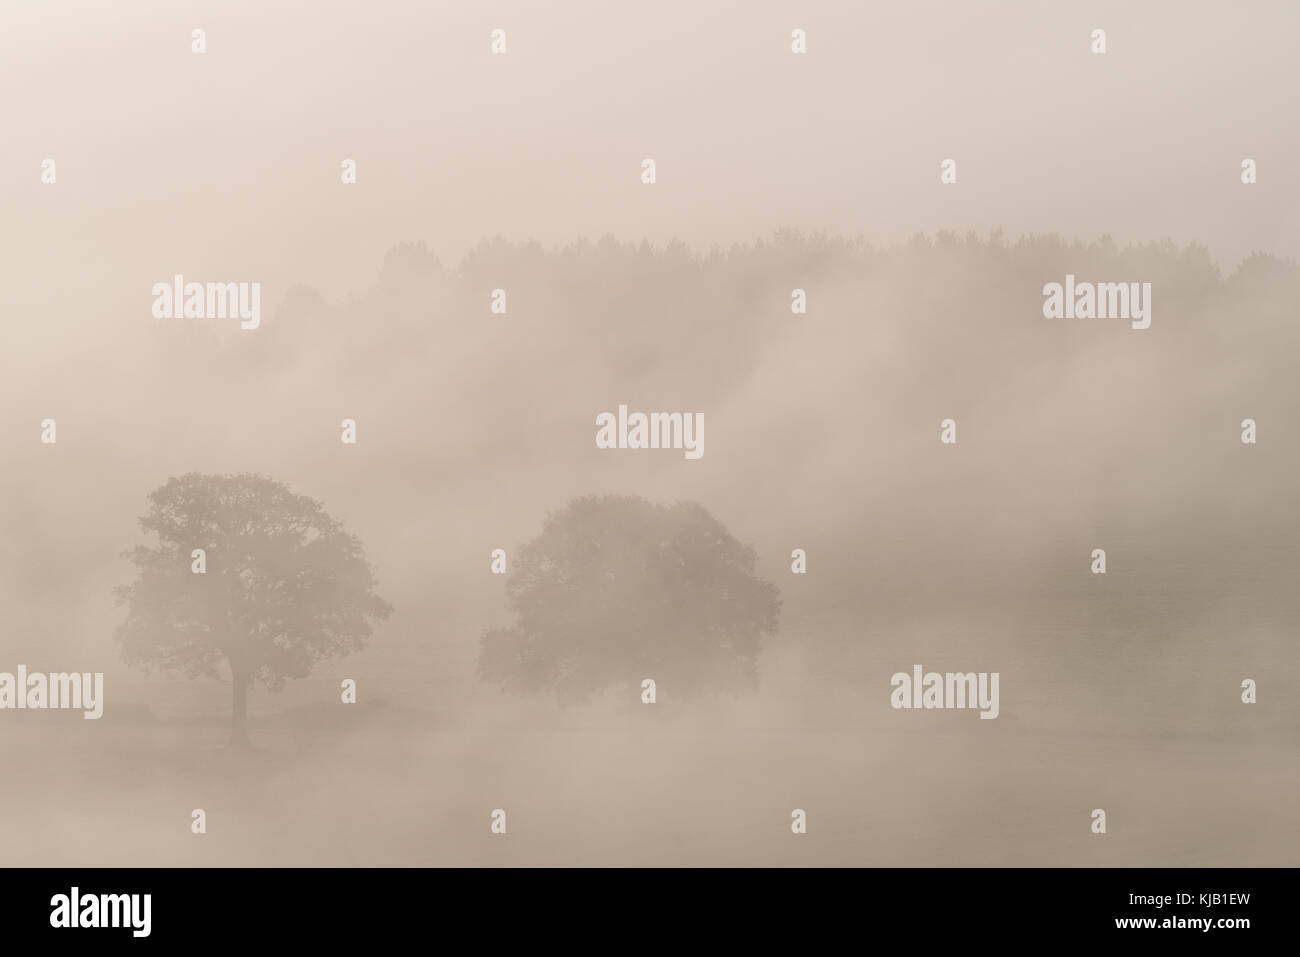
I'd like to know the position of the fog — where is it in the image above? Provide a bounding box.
[1,1,1296,866]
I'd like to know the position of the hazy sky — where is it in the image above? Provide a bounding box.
[3,0,1297,324]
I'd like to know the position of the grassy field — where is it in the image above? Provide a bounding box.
[2,699,1292,867]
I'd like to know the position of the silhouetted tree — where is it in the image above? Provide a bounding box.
[479,495,781,703]
[114,473,391,746]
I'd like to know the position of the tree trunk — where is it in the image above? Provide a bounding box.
[230,666,251,749]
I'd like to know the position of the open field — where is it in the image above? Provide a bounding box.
[3,698,1293,867]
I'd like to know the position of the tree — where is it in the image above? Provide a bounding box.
[479,495,780,704]
[114,473,392,746]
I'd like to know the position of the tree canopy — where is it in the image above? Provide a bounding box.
[114,473,391,743]
[479,495,781,704]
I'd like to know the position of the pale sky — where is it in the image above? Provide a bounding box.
[3,0,1296,322]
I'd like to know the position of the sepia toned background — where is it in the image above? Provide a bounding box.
[1,0,1297,866]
